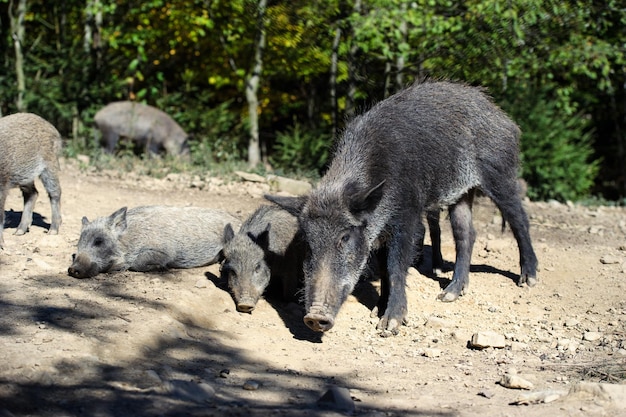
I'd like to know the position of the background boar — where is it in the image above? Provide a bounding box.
[221,205,305,313]
[94,101,189,156]
[0,113,62,249]
[267,80,538,335]
[68,206,240,278]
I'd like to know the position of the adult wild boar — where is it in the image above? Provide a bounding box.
[94,101,189,156]
[221,205,305,313]
[0,113,62,249]
[266,80,538,335]
[68,206,240,278]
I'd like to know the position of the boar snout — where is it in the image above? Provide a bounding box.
[303,313,334,332]
[236,301,257,313]
[68,253,99,278]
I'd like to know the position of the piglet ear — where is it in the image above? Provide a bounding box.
[81,216,90,227]
[264,194,307,217]
[109,207,128,234]
[223,223,235,244]
[251,223,271,250]
[345,180,385,219]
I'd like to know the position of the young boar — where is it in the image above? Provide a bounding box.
[94,101,189,156]
[221,205,305,313]
[267,80,538,335]
[0,113,62,249]
[68,206,240,278]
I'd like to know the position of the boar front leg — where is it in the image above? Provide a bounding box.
[376,214,423,335]
[16,183,39,236]
[130,249,171,272]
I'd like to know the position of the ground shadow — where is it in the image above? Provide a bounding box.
[3,209,51,232]
[1,271,455,417]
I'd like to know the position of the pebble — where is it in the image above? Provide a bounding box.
[583,332,603,342]
[317,386,355,412]
[469,331,506,349]
[498,374,534,390]
[600,255,621,264]
[194,279,208,288]
[423,348,442,358]
[243,380,260,390]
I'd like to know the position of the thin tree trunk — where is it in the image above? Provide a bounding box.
[246,0,267,168]
[9,0,26,112]
[346,0,362,118]
[330,26,341,138]
[395,3,407,91]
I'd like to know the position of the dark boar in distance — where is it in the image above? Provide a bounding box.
[0,113,62,249]
[266,80,538,335]
[221,205,305,313]
[68,206,240,278]
[94,101,189,156]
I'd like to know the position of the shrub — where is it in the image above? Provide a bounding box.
[269,122,331,177]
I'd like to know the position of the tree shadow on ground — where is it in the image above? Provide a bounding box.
[0,271,456,417]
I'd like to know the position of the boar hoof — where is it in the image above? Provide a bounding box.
[438,290,460,302]
[518,274,538,288]
[303,313,334,332]
[376,317,401,336]
[14,229,27,236]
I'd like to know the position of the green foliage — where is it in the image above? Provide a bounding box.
[504,89,600,202]
[270,122,331,176]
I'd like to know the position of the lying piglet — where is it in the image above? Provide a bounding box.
[68,205,240,278]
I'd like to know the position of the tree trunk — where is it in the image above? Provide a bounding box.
[330,26,341,138]
[9,0,27,112]
[246,0,267,168]
[346,0,362,118]
[395,2,407,91]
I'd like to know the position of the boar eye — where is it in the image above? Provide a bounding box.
[93,237,104,247]
[254,263,263,273]
[337,232,351,248]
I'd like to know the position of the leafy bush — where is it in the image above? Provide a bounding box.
[270,123,331,177]
[504,89,600,202]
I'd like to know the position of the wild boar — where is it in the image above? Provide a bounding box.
[221,205,305,313]
[68,206,240,278]
[0,113,62,249]
[94,101,189,156]
[267,80,537,335]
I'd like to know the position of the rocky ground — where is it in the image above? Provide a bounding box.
[1,158,625,417]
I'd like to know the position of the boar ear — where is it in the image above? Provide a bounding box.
[345,180,385,218]
[223,223,235,244]
[109,207,128,233]
[81,216,90,227]
[252,223,271,250]
[264,194,307,217]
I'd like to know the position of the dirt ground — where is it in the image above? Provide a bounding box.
[1,158,625,417]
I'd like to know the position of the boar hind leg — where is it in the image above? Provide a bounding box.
[488,181,538,287]
[0,187,7,248]
[16,183,39,236]
[40,167,62,235]
[439,191,476,302]
[426,209,444,274]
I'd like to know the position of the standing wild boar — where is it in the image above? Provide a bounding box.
[221,205,305,313]
[0,113,62,249]
[68,206,240,278]
[94,101,189,156]
[267,80,538,335]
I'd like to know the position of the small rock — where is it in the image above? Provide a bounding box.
[423,348,442,358]
[267,175,312,195]
[498,374,534,390]
[424,316,453,329]
[564,318,580,327]
[165,379,215,403]
[583,332,603,342]
[243,380,260,391]
[317,386,355,412]
[484,239,509,253]
[219,369,230,378]
[600,255,621,265]
[194,279,208,288]
[234,171,266,183]
[478,390,494,399]
[470,331,506,349]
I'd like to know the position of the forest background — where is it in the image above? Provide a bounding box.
[0,0,624,203]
